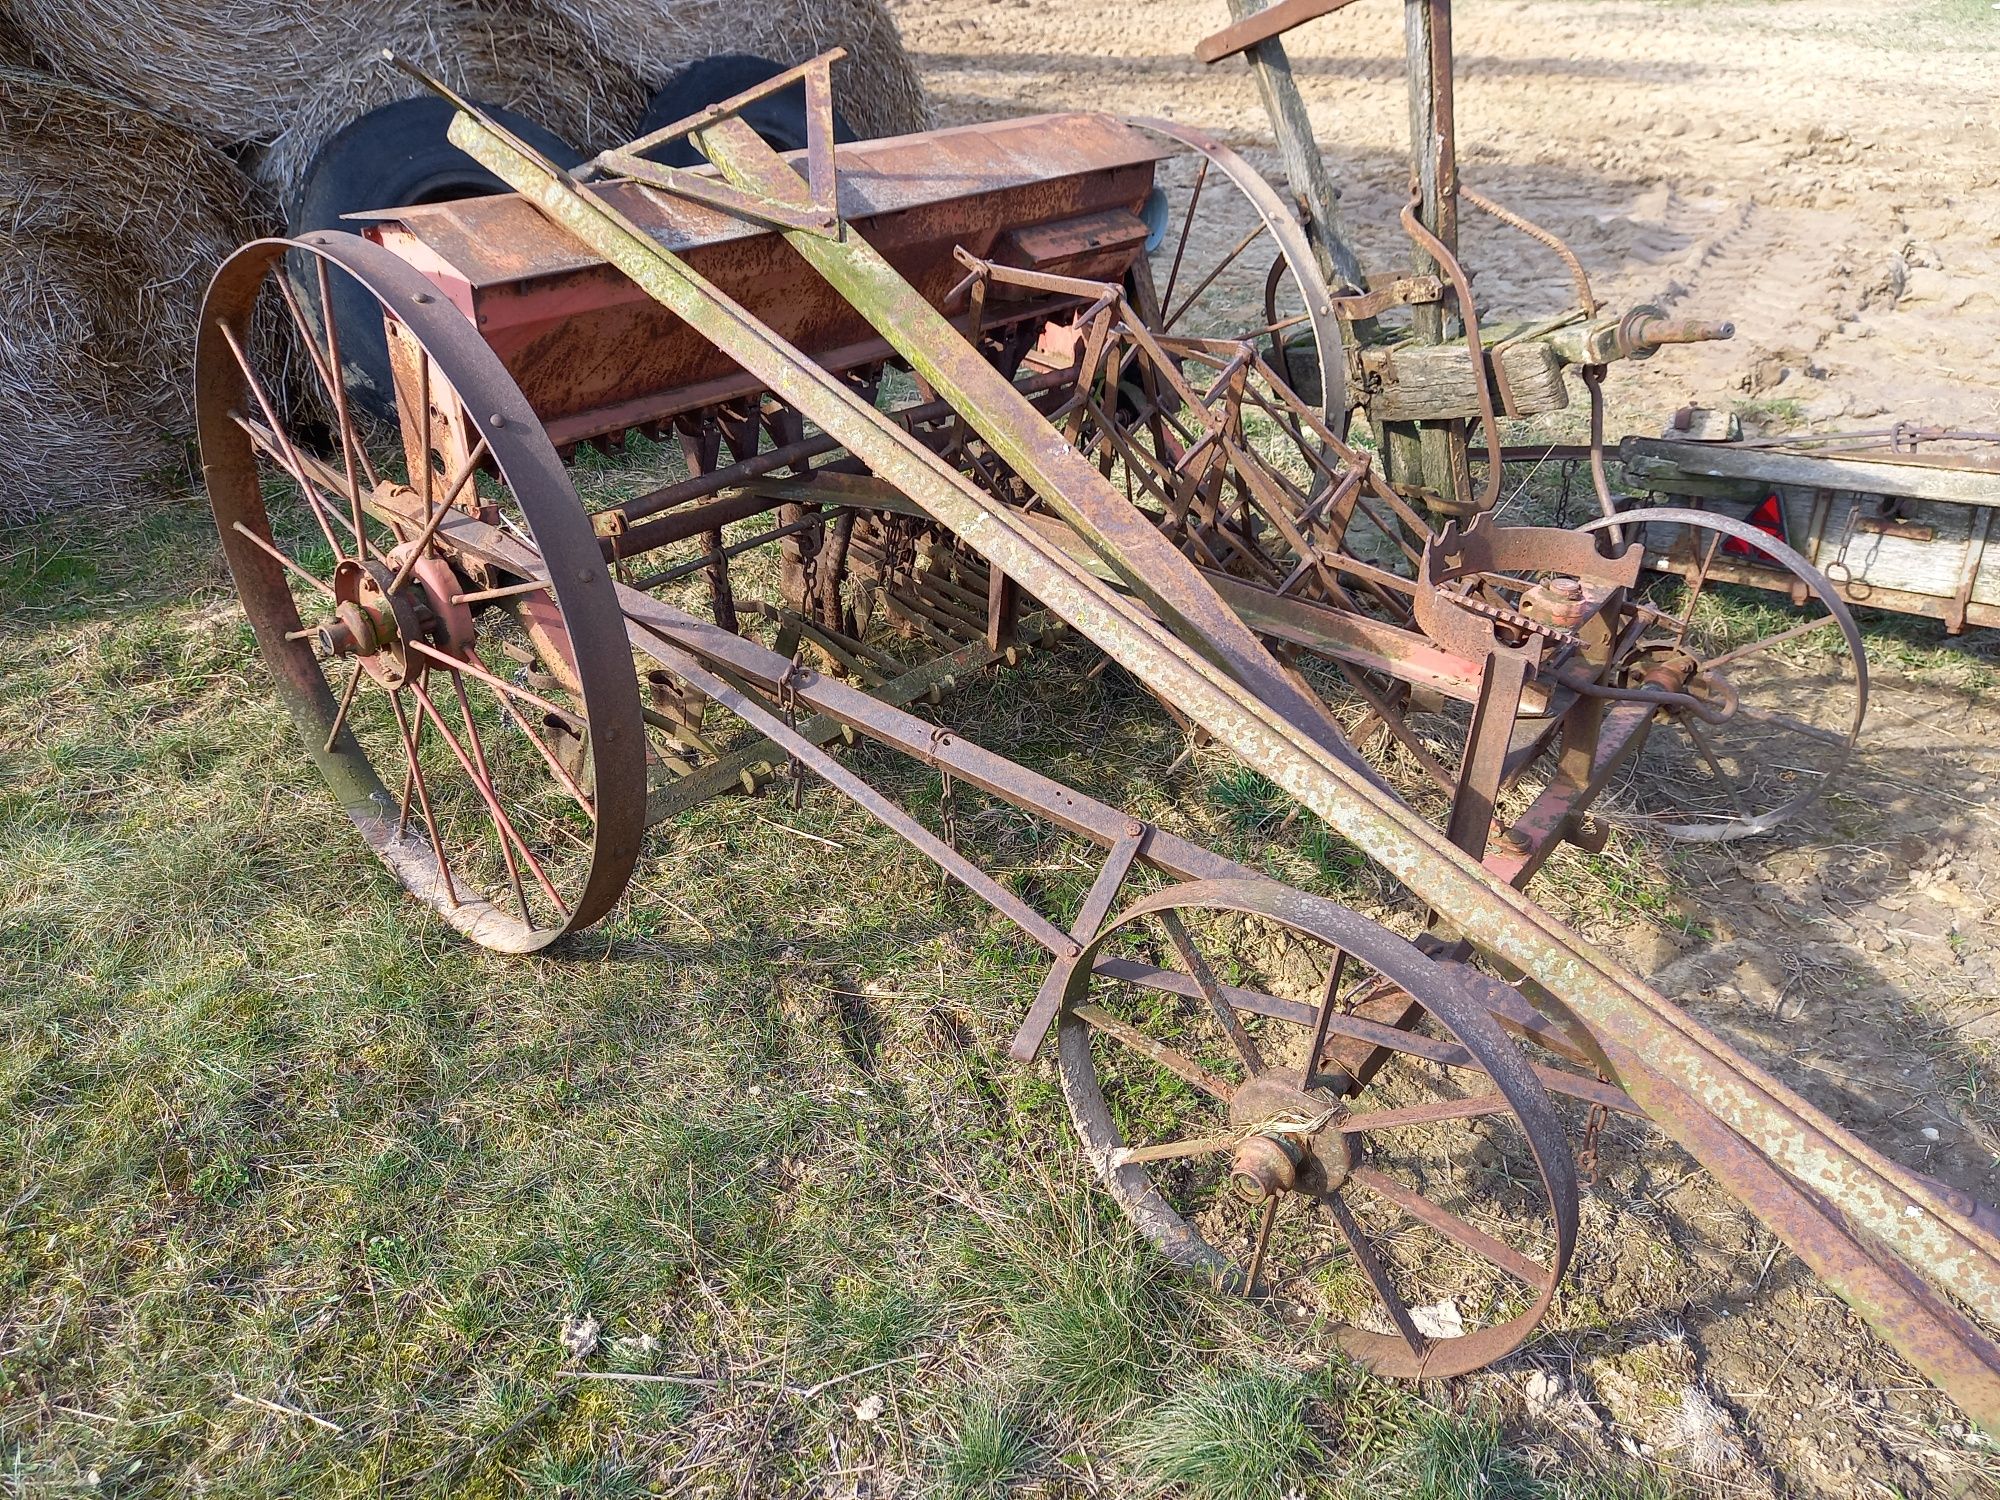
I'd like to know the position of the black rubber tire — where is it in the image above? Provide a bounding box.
[635,54,857,168]
[286,96,584,417]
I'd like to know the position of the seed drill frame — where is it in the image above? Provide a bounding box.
[194,4,2000,1422]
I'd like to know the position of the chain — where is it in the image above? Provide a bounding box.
[1577,1092,1611,1191]
[930,724,957,849]
[779,653,806,812]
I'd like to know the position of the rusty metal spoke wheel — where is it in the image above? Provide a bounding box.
[196,232,646,951]
[1127,120,1346,432]
[1055,879,1578,1378]
[1579,507,1869,842]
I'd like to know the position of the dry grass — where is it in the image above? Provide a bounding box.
[0,491,1706,1499]
[0,67,270,520]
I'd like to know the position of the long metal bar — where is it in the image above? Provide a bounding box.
[446,107,2000,1423]
[691,114,1364,772]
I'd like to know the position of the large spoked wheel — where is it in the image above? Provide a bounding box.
[1127,119,1347,433]
[195,232,647,952]
[1055,879,1578,1378]
[1580,506,1869,842]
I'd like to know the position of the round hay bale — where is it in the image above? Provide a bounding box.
[542,0,932,142]
[0,16,35,68]
[0,0,373,141]
[252,1,651,203]
[0,68,270,519]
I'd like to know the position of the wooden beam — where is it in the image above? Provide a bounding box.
[1196,0,1363,64]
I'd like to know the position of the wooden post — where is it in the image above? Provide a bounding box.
[1224,0,1370,295]
[1384,0,1472,513]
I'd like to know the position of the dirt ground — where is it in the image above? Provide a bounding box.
[896,0,2000,434]
[891,1,2000,1494]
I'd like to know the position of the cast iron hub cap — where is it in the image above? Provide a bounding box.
[1226,1075,1353,1201]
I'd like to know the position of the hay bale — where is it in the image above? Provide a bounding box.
[5,0,927,199]
[536,0,931,141]
[0,16,34,67]
[252,1,652,200]
[3,0,647,196]
[0,0,360,141]
[0,68,269,519]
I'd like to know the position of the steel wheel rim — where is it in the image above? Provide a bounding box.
[1580,506,1870,843]
[1126,119,1347,436]
[1054,877,1578,1378]
[195,232,647,952]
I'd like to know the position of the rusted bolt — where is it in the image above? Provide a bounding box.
[1548,576,1584,601]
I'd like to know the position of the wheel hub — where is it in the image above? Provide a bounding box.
[1226,1074,1353,1200]
[312,550,475,690]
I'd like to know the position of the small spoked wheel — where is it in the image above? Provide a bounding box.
[196,232,646,951]
[1126,119,1346,430]
[1055,879,1578,1378]
[1580,507,1869,842]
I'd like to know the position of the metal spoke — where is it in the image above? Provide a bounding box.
[1729,705,1850,749]
[1301,948,1350,1090]
[448,670,531,926]
[1670,528,1724,649]
[230,521,336,599]
[1073,1002,1233,1101]
[1701,612,1841,673]
[315,255,379,543]
[396,708,424,841]
[388,689,457,907]
[1323,1190,1427,1359]
[1158,156,1209,317]
[409,677,569,919]
[470,662,595,821]
[1244,1194,1280,1293]
[229,412,365,548]
[217,322,347,560]
[1680,716,1754,821]
[385,437,494,597]
[276,273,381,495]
[1336,1094,1511,1133]
[323,660,363,753]
[1164,220,1270,332]
[1348,1166,1548,1289]
[407,637,571,722]
[1155,909,1267,1075]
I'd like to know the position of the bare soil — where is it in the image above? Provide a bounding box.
[892,2,2000,1494]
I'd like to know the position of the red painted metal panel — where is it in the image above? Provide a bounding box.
[363,114,1169,443]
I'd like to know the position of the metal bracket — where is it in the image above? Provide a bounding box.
[1329,275,1444,321]
[591,50,847,237]
[1008,825,1149,1062]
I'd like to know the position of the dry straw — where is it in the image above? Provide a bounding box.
[0,67,268,519]
[6,0,929,202]
[538,0,931,141]
[251,1,654,199]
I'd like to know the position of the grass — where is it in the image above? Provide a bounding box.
[0,492,1721,1496]
[28,463,2000,1495]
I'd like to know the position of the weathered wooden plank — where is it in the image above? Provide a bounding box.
[1620,438,2000,509]
[1362,341,1568,424]
[1196,0,1361,63]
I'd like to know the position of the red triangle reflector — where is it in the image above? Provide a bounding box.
[1724,494,1785,556]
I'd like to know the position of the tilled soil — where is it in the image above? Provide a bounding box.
[891,2,2000,1493]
